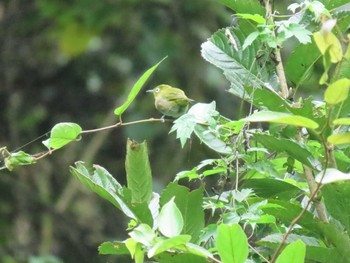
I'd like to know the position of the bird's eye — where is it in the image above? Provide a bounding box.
[155,88,160,93]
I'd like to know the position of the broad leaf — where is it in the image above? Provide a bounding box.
[114,57,167,116]
[216,224,248,263]
[276,240,306,263]
[148,235,191,258]
[158,197,184,238]
[324,78,350,105]
[98,241,129,255]
[3,151,36,171]
[215,0,265,15]
[327,132,350,145]
[160,183,204,242]
[125,139,152,203]
[43,122,82,149]
[129,224,156,247]
[315,168,350,184]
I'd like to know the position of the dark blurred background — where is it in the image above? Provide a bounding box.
[0,0,233,262]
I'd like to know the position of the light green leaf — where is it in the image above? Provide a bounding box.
[276,240,306,263]
[114,57,167,116]
[315,168,350,184]
[125,139,152,204]
[327,132,350,145]
[216,224,248,263]
[170,114,197,148]
[148,235,191,258]
[236,14,265,24]
[242,111,319,129]
[43,122,82,149]
[125,238,144,263]
[243,31,260,50]
[160,183,204,242]
[158,197,184,238]
[129,224,156,247]
[324,78,350,105]
[333,117,350,125]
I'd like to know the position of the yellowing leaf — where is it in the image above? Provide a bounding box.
[324,78,350,105]
[327,132,350,145]
[313,31,342,63]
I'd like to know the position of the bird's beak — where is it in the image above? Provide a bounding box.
[146,90,154,93]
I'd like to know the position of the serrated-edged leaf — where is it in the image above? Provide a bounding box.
[243,111,319,129]
[148,235,191,258]
[126,139,152,203]
[194,124,231,155]
[276,240,306,263]
[170,114,197,148]
[98,241,129,255]
[114,56,167,116]
[324,78,350,105]
[201,28,276,98]
[215,0,265,15]
[158,197,184,238]
[216,224,248,263]
[315,168,350,184]
[286,42,321,86]
[254,134,320,169]
[333,117,350,125]
[328,132,350,145]
[43,122,82,149]
[160,183,204,242]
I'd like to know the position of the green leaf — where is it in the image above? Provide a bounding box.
[160,183,204,242]
[194,124,231,155]
[170,114,196,148]
[216,224,248,263]
[235,13,265,24]
[287,23,312,44]
[148,235,191,258]
[276,240,306,263]
[324,78,350,105]
[70,162,153,225]
[315,168,350,184]
[43,122,82,149]
[3,151,36,171]
[114,56,167,116]
[327,132,350,145]
[242,111,319,129]
[254,133,320,169]
[241,179,301,200]
[129,224,156,247]
[286,42,321,86]
[333,117,350,125]
[98,241,129,255]
[155,252,209,263]
[201,28,277,98]
[125,139,152,203]
[125,238,144,263]
[259,233,320,247]
[313,31,343,63]
[215,0,265,15]
[158,197,184,238]
[322,183,350,232]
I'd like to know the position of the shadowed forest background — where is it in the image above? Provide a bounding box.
[0,0,315,262]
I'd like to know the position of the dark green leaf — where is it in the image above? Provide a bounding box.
[254,133,320,169]
[215,0,265,15]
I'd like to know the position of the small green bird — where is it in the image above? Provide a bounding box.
[147,84,193,118]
